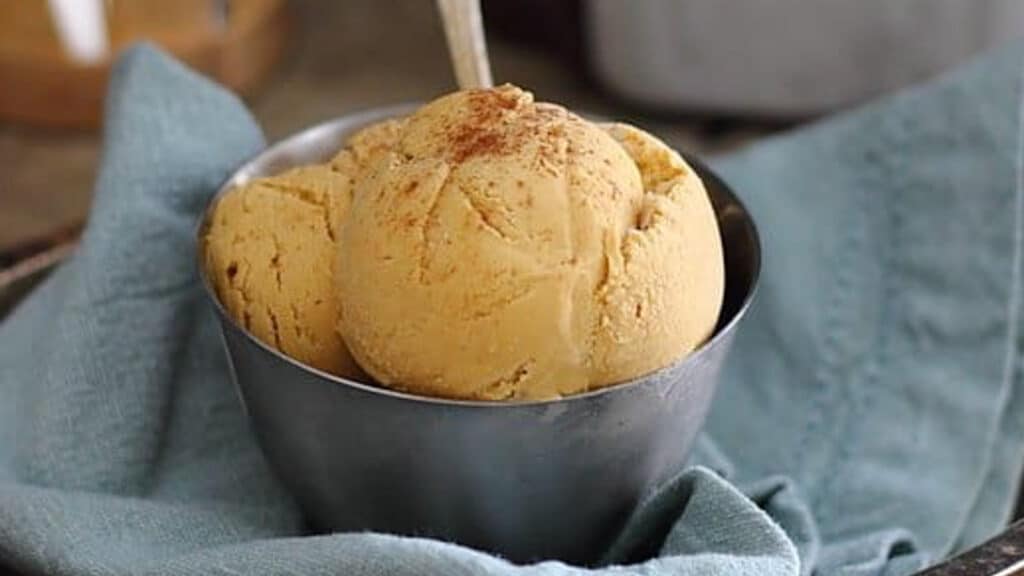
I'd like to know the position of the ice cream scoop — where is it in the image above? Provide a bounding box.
[337,85,724,400]
[203,119,404,378]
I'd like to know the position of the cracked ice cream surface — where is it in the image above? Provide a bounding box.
[337,85,725,400]
[202,120,404,379]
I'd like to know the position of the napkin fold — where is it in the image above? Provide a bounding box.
[0,42,1021,576]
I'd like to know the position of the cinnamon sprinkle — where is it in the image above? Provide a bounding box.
[444,87,569,164]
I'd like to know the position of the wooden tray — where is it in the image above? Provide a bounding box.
[0,0,290,129]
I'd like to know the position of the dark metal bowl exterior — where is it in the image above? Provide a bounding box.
[200,107,762,565]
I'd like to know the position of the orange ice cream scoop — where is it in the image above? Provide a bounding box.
[336,85,724,400]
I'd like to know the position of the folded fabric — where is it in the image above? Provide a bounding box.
[0,42,1021,576]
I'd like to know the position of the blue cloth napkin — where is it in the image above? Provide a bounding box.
[1,42,1021,576]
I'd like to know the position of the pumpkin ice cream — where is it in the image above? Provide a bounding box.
[337,85,724,400]
[203,120,404,378]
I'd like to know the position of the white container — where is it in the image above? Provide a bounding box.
[587,0,1024,116]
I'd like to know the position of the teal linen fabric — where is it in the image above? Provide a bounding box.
[0,43,1021,575]
[707,40,1024,574]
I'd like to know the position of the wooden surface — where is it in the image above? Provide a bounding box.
[0,0,289,129]
[0,0,778,258]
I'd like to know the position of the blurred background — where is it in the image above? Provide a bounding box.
[2,0,1022,274]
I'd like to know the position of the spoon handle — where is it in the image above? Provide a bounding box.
[436,0,493,89]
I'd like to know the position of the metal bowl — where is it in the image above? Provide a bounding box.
[196,106,762,565]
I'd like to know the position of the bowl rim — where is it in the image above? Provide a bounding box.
[196,104,762,409]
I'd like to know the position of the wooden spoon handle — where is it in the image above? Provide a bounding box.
[436,0,493,89]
